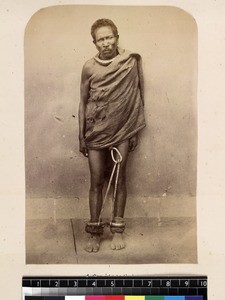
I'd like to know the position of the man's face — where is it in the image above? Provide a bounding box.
[94,26,119,60]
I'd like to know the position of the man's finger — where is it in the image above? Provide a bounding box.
[130,140,138,151]
[79,147,88,157]
[84,148,88,157]
[129,141,134,151]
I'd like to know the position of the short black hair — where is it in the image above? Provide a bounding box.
[91,18,118,42]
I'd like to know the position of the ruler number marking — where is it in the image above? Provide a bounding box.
[200,280,207,287]
[166,280,171,287]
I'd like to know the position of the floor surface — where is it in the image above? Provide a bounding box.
[26,216,197,264]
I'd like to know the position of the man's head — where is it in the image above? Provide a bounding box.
[91,19,119,60]
[91,19,118,41]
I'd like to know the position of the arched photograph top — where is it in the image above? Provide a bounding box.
[25,5,198,264]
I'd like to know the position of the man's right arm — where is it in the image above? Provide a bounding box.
[78,62,91,157]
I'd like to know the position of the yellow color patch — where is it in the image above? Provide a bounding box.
[125,297,145,300]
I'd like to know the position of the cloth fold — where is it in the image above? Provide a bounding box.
[85,48,146,149]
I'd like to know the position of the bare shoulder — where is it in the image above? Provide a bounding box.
[82,58,95,79]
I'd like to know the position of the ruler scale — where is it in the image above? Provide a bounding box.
[22,277,207,300]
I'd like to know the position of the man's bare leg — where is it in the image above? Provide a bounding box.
[85,149,106,253]
[111,140,129,250]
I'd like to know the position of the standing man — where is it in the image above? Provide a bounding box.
[79,19,146,252]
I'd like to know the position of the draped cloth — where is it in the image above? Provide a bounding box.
[84,48,146,150]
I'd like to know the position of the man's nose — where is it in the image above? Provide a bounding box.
[102,39,109,47]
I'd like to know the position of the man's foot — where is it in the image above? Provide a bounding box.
[84,234,100,253]
[111,232,126,250]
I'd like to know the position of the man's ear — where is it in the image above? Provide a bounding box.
[116,35,119,45]
[116,35,119,47]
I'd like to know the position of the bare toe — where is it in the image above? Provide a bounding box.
[84,242,93,253]
[84,234,100,253]
[111,233,125,250]
[110,242,116,250]
[92,243,100,252]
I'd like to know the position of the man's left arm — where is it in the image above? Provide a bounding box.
[135,54,145,106]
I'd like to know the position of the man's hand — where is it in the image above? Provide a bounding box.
[129,135,138,152]
[79,138,88,157]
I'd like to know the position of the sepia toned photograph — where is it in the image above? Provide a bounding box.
[25,5,198,264]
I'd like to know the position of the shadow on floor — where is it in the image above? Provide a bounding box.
[26,217,197,264]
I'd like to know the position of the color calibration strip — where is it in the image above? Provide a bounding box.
[25,297,204,300]
[22,277,207,300]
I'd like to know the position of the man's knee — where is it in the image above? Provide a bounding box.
[90,179,105,192]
